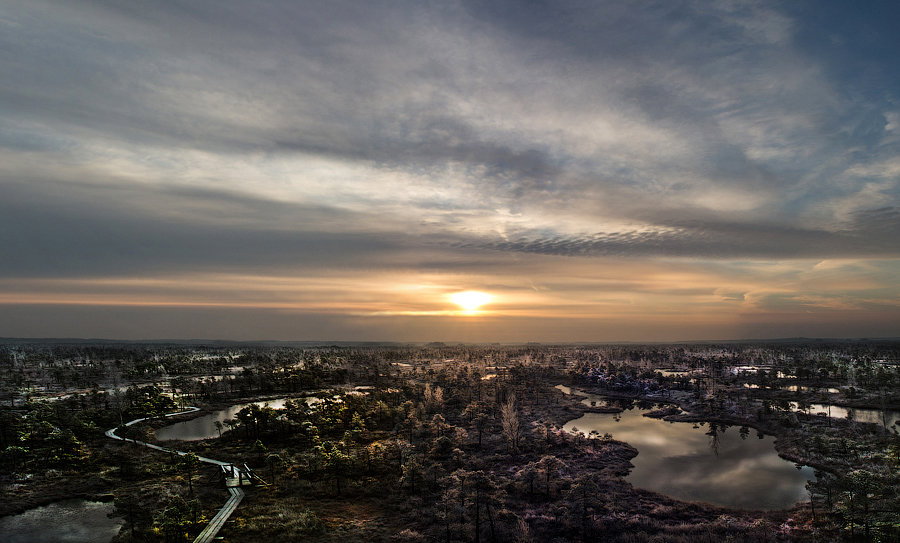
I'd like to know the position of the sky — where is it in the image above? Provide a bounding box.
[1,0,899,342]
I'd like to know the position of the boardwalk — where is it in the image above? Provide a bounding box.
[106,407,251,543]
[192,487,245,543]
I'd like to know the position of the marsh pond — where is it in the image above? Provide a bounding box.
[557,385,816,510]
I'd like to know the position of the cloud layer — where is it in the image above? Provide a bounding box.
[1,0,899,340]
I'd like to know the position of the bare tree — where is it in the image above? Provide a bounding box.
[500,394,521,453]
[424,382,444,413]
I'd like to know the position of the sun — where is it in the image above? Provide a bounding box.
[449,290,493,314]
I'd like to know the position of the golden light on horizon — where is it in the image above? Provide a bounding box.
[449,290,493,314]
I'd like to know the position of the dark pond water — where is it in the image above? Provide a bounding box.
[556,386,815,510]
[789,402,899,432]
[155,397,317,441]
[0,499,123,543]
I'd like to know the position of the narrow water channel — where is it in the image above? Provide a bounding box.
[557,385,815,510]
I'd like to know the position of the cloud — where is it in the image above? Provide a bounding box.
[0,177,418,277]
[456,212,900,259]
[1,0,899,339]
[3,0,894,224]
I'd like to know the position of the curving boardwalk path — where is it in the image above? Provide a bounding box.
[107,407,247,543]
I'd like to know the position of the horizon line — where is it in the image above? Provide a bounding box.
[2,336,899,346]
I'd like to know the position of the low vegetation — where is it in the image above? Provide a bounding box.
[1,341,898,541]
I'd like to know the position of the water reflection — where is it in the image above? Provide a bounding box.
[558,386,815,509]
[745,384,840,393]
[789,402,899,432]
[156,397,318,441]
[555,385,615,407]
[657,369,693,377]
[0,499,122,543]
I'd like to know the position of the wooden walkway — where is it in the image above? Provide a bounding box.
[192,487,244,543]
[106,407,251,543]
[222,463,261,488]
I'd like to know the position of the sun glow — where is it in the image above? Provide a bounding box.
[450,290,493,314]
